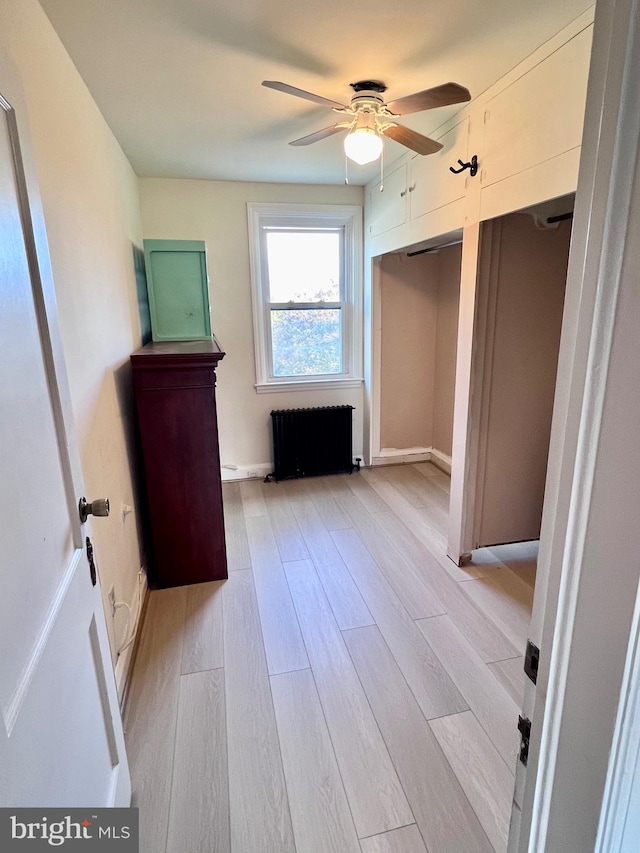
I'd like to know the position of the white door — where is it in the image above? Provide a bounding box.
[0,53,130,806]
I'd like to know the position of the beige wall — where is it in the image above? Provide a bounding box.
[1,1,145,665]
[379,245,461,454]
[433,244,462,457]
[137,178,364,473]
[379,252,438,449]
[477,213,571,546]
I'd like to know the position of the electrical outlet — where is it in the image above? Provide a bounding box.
[108,586,116,618]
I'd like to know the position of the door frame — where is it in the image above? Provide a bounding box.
[514,0,640,847]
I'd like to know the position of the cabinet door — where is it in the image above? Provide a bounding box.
[482,27,591,189]
[368,163,408,237]
[409,118,470,221]
[144,239,212,342]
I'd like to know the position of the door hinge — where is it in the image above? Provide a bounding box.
[86,536,97,587]
[524,639,540,685]
[518,715,532,766]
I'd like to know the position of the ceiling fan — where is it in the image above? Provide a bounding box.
[262,79,471,165]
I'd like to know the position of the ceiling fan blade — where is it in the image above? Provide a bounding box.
[262,81,347,110]
[382,125,443,155]
[289,125,346,146]
[386,82,471,116]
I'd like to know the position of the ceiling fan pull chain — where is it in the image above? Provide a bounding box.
[344,148,349,185]
[380,140,384,192]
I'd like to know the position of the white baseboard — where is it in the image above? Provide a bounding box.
[221,463,272,482]
[115,570,149,710]
[373,447,432,466]
[371,446,452,474]
[429,448,452,475]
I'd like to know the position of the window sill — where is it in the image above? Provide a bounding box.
[255,377,364,394]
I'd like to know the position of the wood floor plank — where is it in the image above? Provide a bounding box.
[303,476,352,530]
[245,515,309,674]
[271,669,361,853]
[360,825,428,853]
[240,478,268,517]
[332,528,466,720]
[416,615,520,770]
[125,587,187,853]
[284,559,413,838]
[336,471,390,513]
[166,670,229,853]
[379,464,449,510]
[430,711,514,853]
[262,482,310,562]
[489,542,538,589]
[487,657,525,706]
[375,512,519,663]
[360,468,483,582]
[223,570,296,853]
[180,581,224,675]
[221,482,251,570]
[459,570,533,653]
[332,490,445,619]
[344,626,493,853]
[361,468,448,553]
[412,462,451,494]
[291,499,374,630]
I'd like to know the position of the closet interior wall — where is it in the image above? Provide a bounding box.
[379,243,462,460]
[473,212,572,548]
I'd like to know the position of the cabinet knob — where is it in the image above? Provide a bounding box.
[79,496,110,524]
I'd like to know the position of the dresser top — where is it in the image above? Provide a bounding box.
[131,338,225,367]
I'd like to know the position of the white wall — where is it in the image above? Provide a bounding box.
[137,178,364,476]
[1,0,145,672]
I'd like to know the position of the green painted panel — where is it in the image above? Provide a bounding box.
[143,239,212,341]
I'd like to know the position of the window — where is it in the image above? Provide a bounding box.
[248,203,363,392]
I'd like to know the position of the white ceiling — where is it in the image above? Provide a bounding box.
[38,0,593,186]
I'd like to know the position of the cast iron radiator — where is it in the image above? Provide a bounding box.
[268,405,357,481]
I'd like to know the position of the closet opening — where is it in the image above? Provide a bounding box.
[462,193,575,587]
[373,230,463,550]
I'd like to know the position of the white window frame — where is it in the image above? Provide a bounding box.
[247,202,363,393]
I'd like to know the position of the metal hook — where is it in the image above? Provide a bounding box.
[449,154,478,177]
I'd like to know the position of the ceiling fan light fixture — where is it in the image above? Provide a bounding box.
[344,126,383,165]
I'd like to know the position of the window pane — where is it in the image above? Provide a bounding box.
[271,309,341,376]
[266,231,341,302]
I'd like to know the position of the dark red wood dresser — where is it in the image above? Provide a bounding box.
[131,340,227,588]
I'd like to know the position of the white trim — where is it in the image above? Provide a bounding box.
[429,448,452,475]
[371,446,452,473]
[596,579,640,851]
[255,377,363,394]
[221,463,273,482]
[114,571,149,708]
[247,202,363,391]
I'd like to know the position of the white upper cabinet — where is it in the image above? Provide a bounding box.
[368,163,408,237]
[365,12,594,254]
[409,118,470,221]
[481,28,591,190]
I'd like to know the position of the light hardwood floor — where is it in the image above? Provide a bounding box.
[124,462,536,853]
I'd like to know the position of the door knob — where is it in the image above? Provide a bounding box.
[79,496,110,524]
